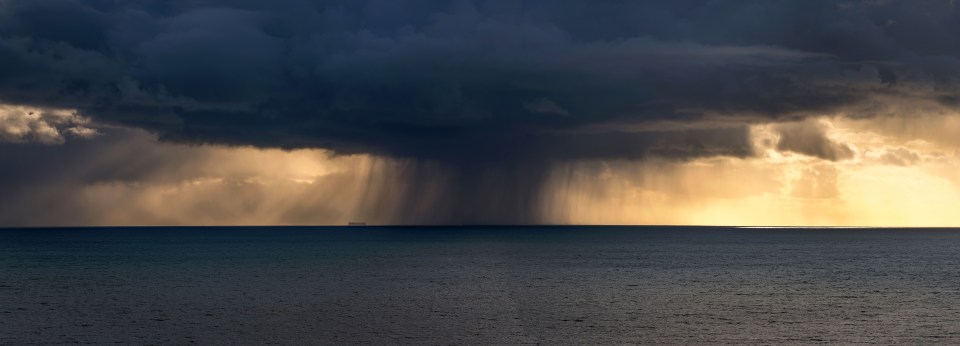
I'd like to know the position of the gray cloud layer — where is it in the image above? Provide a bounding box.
[774,120,854,161]
[3,0,960,161]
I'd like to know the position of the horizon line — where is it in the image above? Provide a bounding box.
[2,225,959,230]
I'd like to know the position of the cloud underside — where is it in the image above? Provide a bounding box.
[3,116,960,227]
[2,0,960,160]
[6,1,960,226]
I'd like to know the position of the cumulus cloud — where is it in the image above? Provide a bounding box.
[0,104,97,144]
[774,120,855,161]
[879,147,922,166]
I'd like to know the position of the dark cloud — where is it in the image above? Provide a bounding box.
[774,120,855,161]
[3,0,959,161]
[6,0,960,224]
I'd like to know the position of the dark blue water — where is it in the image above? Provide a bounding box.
[2,227,960,345]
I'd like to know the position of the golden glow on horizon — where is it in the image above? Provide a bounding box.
[3,113,960,227]
[545,116,960,226]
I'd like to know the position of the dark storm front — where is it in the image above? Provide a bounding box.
[2,227,960,344]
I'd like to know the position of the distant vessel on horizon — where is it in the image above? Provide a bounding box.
[348,222,367,226]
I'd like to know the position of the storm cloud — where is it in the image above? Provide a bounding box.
[5,1,960,224]
[1,0,959,160]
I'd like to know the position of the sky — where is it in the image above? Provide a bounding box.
[2,0,960,226]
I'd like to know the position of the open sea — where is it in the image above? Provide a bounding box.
[2,226,960,345]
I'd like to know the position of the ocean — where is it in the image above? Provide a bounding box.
[2,227,960,344]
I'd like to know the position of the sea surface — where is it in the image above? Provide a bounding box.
[2,226,960,345]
